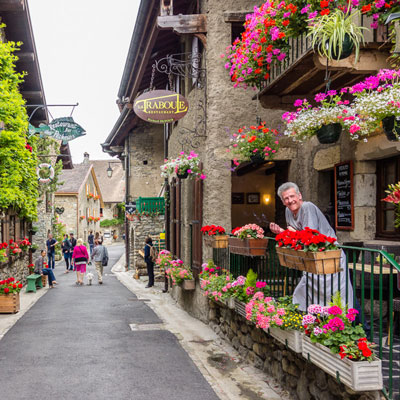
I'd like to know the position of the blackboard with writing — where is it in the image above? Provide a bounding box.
[334,161,354,230]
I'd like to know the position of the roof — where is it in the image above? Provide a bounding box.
[90,160,125,203]
[56,164,92,194]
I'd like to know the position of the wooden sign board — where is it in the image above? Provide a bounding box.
[133,90,189,124]
[334,161,354,231]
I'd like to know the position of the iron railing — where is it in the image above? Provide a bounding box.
[210,237,400,400]
[136,197,165,214]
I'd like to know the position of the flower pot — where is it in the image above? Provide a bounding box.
[250,153,265,164]
[228,237,268,256]
[29,247,37,254]
[204,235,228,249]
[29,229,38,236]
[234,298,247,318]
[276,247,341,275]
[0,292,20,313]
[316,123,342,144]
[331,34,354,60]
[41,275,47,287]
[302,336,382,391]
[177,171,189,179]
[181,279,195,290]
[382,116,400,141]
[267,327,303,353]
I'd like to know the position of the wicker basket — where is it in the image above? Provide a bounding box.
[228,237,268,256]
[276,247,341,275]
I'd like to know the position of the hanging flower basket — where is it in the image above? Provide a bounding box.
[0,293,20,313]
[302,336,383,391]
[316,123,342,144]
[276,247,341,274]
[330,34,354,61]
[250,153,265,164]
[177,170,189,179]
[266,327,303,353]
[381,116,400,141]
[228,237,268,256]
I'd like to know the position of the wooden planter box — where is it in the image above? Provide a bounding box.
[0,292,20,313]
[302,336,383,391]
[204,235,228,249]
[228,237,268,256]
[180,279,195,290]
[234,298,247,318]
[267,327,303,353]
[276,247,341,275]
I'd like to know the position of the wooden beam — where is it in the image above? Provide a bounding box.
[311,70,348,93]
[223,11,251,23]
[281,67,319,95]
[313,50,389,72]
[16,52,35,63]
[0,0,25,12]
[194,33,207,48]
[259,94,310,110]
[21,91,43,99]
[157,14,207,34]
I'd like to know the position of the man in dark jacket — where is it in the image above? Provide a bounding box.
[144,237,154,288]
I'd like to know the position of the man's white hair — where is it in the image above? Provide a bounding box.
[277,182,301,201]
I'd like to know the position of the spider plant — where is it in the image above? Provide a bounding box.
[308,9,367,62]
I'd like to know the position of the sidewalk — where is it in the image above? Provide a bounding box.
[112,255,292,400]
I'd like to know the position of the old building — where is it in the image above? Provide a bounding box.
[55,162,104,242]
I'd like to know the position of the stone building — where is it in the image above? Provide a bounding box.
[55,163,104,242]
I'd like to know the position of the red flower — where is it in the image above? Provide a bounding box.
[320,8,330,15]
[4,287,9,294]
[282,20,290,27]
[361,4,372,12]
[320,0,329,7]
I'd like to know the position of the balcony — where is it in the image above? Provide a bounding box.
[258,15,390,110]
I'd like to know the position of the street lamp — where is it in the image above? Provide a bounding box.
[107,163,113,178]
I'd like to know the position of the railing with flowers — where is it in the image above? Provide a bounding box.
[209,238,400,399]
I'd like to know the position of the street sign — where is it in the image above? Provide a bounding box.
[28,117,86,144]
[133,90,189,124]
[125,202,136,215]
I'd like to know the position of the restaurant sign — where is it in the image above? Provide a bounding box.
[133,90,189,124]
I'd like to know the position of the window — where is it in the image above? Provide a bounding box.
[231,22,245,43]
[376,156,400,239]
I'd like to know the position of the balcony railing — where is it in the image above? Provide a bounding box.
[136,197,165,214]
[211,238,400,400]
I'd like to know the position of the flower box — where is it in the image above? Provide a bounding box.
[228,237,268,256]
[276,247,341,275]
[180,279,195,290]
[234,298,247,318]
[0,292,20,313]
[302,335,383,391]
[204,235,228,249]
[267,327,303,353]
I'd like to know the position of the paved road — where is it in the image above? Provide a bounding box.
[0,245,219,400]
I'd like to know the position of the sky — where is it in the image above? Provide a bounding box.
[28,0,140,164]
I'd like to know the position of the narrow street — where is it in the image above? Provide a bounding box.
[0,245,219,400]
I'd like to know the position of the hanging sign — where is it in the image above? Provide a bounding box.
[28,117,86,144]
[133,90,189,124]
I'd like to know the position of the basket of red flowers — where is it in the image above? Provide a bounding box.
[201,225,228,249]
[275,227,341,274]
[0,277,23,313]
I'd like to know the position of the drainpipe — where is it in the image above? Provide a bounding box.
[76,195,79,237]
[125,134,130,270]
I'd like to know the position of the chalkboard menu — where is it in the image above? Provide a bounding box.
[334,161,354,230]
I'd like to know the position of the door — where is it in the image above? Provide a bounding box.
[191,178,203,278]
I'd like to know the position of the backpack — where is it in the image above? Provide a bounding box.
[101,246,109,267]
[148,244,158,262]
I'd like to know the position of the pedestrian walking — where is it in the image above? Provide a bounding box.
[88,230,94,256]
[34,250,58,288]
[69,232,77,270]
[144,237,155,288]
[91,239,108,285]
[72,238,89,286]
[46,233,58,269]
[269,182,354,310]
[62,234,72,273]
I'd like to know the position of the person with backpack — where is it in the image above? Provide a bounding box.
[91,239,108,285]
[62,234,72,273]
[144,237,156,288]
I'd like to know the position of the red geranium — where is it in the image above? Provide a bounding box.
[201,225,226,236]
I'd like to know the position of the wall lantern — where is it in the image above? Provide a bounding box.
[107,163,113,178]
[263,194,271,205]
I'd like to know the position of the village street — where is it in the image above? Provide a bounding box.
[0,244,290,400]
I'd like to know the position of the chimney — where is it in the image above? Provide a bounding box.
[83,152,90,164]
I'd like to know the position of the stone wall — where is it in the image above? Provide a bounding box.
[33,192,54,258]
[0,253,30,283]
[170,286,380,400]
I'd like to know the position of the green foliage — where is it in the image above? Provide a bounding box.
[100,218,124,227]
[235,268,258,302]
[0,37,39,220]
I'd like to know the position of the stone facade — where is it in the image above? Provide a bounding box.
[170,286,380,400]
[0,253,31,283]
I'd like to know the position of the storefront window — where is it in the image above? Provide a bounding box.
[376,156,400,239]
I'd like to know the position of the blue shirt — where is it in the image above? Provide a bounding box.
[46,238,57,254]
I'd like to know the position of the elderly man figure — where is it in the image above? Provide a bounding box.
[270,182,353,311]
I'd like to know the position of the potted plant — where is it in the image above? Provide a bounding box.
[382,182,400,227]
[160,151,206,180]
[301,298,383,391]
[155,250,173,273]
[165,259,195,290]
[0,277,23,313]
[79,215,86,221]
[275,227,341,274]
[27,263,35,275]
[0,242,8,264]
[18,237,31,252]
[29,243,38,254]
[229,224,268,256]
[201,225,228,248]
[9,240,22,259]
[308,9,366,61]
[29,225,38,235]
[228,123,280,165]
